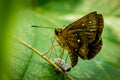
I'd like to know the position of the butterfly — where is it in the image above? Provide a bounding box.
[54,12,104,67]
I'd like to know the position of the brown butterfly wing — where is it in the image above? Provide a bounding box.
[62,30,88,67]
[64,12,100,43]
[61,31,79,67]
[63,12,103,60]
[87,14,104,59]
[87,38,102,59]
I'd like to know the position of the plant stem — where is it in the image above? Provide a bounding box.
[13,36,74,80]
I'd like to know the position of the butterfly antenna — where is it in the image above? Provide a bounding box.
[31,25,55,29]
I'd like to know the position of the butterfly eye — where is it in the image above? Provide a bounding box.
[55,28,62,36]
[55,29,59,35]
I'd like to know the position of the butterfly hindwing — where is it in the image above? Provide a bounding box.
[87,39,102,59]
[87,14,104,59]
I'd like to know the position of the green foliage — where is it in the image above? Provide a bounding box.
[1,0,120,80]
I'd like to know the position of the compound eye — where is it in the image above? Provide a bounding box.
[55,29,59,36]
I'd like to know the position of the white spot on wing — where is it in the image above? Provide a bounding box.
[75,49,77,52]
[75,34,77,36]
[77,39,80,43]
[82,24,85,26]
[89,21,92,24]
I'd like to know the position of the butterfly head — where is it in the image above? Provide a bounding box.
[55,28,63,36]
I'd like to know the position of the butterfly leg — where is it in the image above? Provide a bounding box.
[65,53,69,63]
[43,37,55,54]
[48,37,60,59]
[42,37,57,59]
[60,48,64,59]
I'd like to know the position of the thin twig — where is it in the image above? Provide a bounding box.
[13,36,74,80]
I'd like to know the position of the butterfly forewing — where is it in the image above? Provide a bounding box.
[64,12,99,43]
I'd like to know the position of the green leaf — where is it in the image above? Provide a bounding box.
[8,0,120,80]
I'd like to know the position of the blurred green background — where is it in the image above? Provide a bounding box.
[0,0,120,80]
